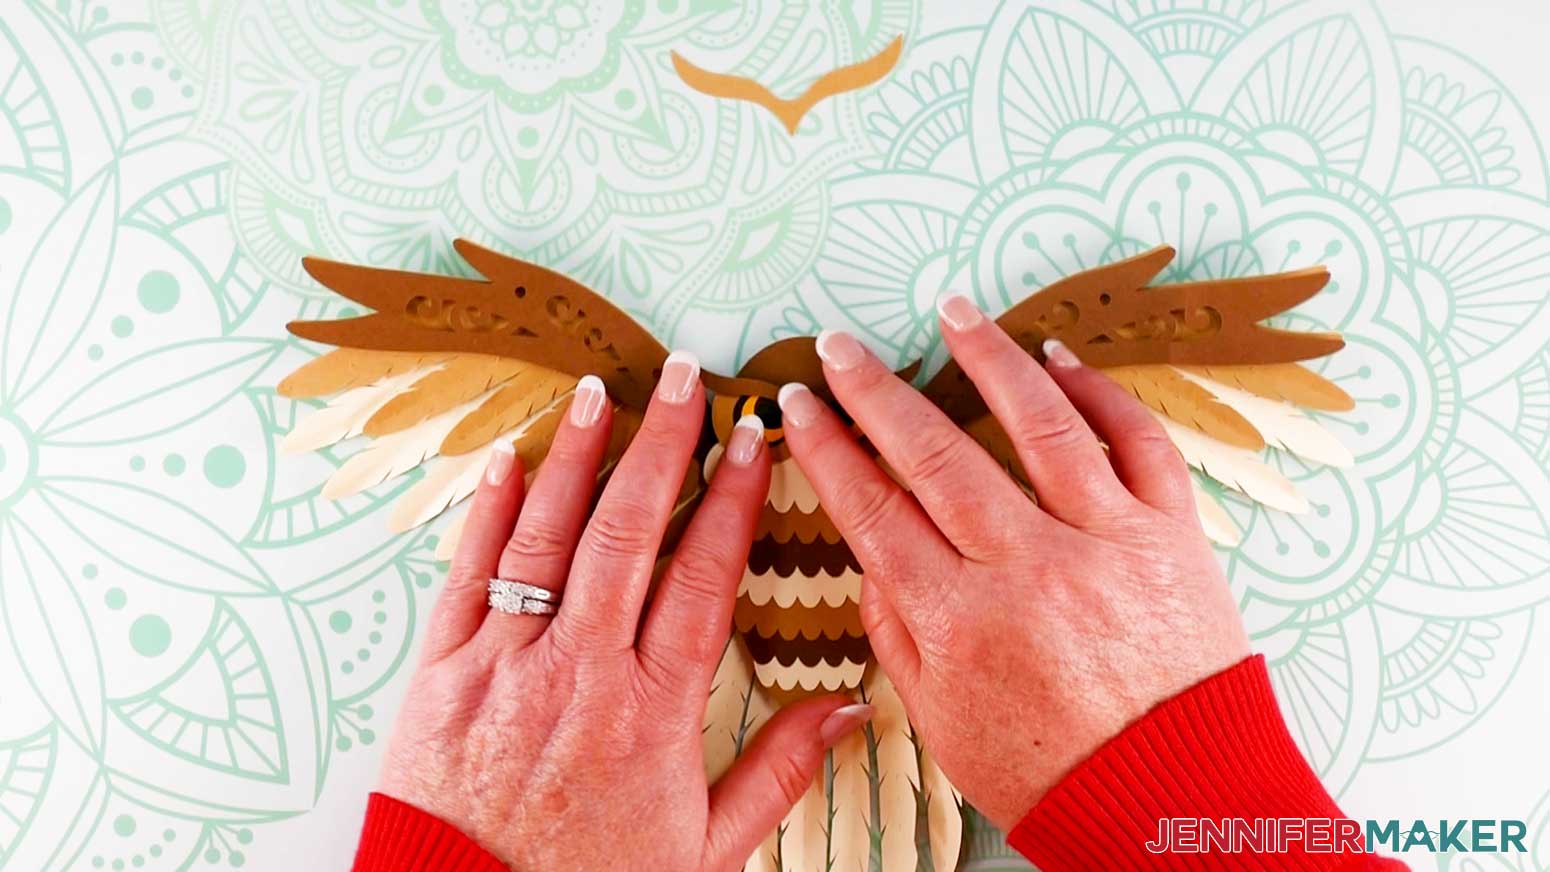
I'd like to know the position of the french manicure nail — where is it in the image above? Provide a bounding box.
[777,382,823,428]
[570,374,606,427]
[815,329,866,372]
[485,440,516,486]
[657,350,701,403]
[819,703,875,747]
[936,293,984,331]
[1042,338,1081,369]
[727,414,765,465]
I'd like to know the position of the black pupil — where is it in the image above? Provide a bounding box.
[747,395,782,430]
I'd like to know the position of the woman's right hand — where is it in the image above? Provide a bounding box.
[776,294,1252,829]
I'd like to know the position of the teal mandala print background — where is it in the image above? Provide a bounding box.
[2,0,1549,869]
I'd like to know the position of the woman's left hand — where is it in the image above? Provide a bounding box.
[374,354,872,871]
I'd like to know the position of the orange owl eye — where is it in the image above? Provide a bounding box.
[736,395,784,443]
[711,393,784,446]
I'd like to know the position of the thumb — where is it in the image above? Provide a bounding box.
[702,696,874,871]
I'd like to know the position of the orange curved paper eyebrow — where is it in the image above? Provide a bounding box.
[671,35,904,134]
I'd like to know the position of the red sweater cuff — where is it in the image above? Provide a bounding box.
[1008,655,1405,870]
[352,793,507,872]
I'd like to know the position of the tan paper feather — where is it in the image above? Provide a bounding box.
[1155,413,1307,514]
[364,354,526,437]
[323,392,492,500]
[1189,478,1242,547]
[277,349,448,398]
[777,775,828,872]
[1179,363,1354,411]
[281,368,434,454]
[919,746,963,872]
[828,729,872,872]
[1103,365,1264,450]
[870,674,918,872]
[441,366,578,455]
[1176,370,1354,468]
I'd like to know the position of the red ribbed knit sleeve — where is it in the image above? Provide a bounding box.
[1008,654,1407,870]
[351,793,506,872]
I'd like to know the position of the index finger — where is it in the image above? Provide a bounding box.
[777,381,960,640]
[810,329,1035,558]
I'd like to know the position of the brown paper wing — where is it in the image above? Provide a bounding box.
[288,239,670,409]
[278,241,676,542]
[938,246,1354,547]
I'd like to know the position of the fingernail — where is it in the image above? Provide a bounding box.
[570,374,606,427]
[657,350,701,404]
[485,440,516,486]
[819,703,874,747]
[777,382,823,428]
[936,293,984,331]
[1042,338,1081,369]
[727,414,765,465]
[815,329,866,372]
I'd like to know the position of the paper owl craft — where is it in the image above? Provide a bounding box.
[277,239,1353,871]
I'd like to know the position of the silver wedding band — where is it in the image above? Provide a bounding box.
[487,578,561,616]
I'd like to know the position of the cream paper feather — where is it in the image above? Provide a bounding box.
[388,445,493,533]
[778,775,829,872]
[704,638,759,784]
[1155,413,1308,514]
[870,674,919,872]
[389,386,573,534]
[828,729,872,872]
[1190,478,1243,547]
[322,391,494,500]
[281,367,436,454]
[919,746,963,872]
[744,835,781,872]
[1176,369,1354,468]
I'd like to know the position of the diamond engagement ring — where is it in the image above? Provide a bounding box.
[487,578,561,616]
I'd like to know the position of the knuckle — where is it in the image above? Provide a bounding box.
[442,560,483,590]
[634,403,698,451]
[585,506,658,559]
[897,430,972,487]
[839,473,903,544]
[1125,422,1176,455]
[669,539,735,599]
[502,519,574,565]
[1012,412,1088,455]
[771,752,816,808]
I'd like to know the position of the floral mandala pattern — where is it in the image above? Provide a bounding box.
[1,0,1547,868]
